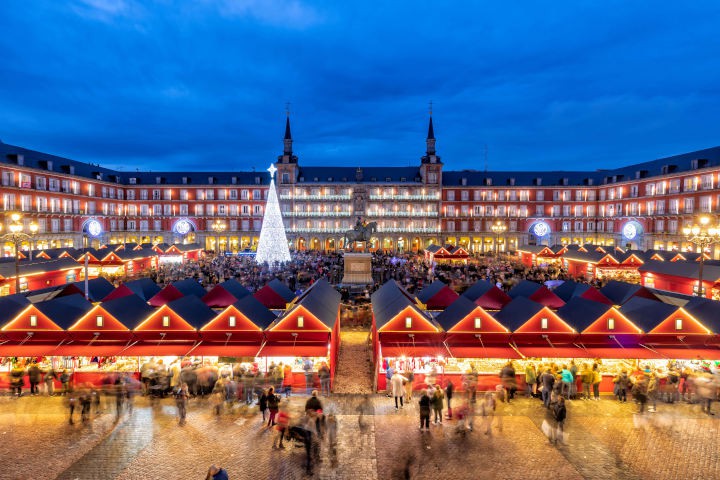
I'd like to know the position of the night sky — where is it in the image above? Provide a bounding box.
[1,1,719,173]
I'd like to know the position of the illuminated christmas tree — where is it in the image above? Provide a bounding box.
[255,164,291,266]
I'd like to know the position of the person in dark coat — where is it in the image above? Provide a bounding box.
[10,363,25,397]
[28,362,42,395]
[258,389,269,422]
[206,464,229,480]
[551,396,567,444]
[445,380,454,419]
[499,362,517,402]
[418,389,431,431]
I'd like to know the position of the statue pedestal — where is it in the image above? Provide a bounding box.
[342,253,373,285]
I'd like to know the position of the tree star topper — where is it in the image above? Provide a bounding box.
[267,164,277,179]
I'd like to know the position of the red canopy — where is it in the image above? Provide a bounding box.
[585,347,665,359]
[102,284,135,302]
[447,346,521,359]
[425,286,459,310]
[528,286,566,309]
[257,344,329,357]
[516,345,590,358]
[380,344,448,358]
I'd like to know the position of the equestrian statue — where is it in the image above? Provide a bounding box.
[344,218,377,252]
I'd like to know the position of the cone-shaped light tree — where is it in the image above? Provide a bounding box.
[255,164,292,266]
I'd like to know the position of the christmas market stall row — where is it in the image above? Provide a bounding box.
[0,277,340,392]
[371,278,720,393]
[0,242,203,295]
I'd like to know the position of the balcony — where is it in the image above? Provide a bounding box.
[284,211,352,217]
[366,211,438,217]
[368,194,440,201]
[279,195,352,201]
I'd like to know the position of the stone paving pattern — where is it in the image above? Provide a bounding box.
[1,392,719,480]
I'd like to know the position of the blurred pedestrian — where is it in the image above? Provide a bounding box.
[418,389,431,431]
[404,368,414,403]
[44,368,57,396]
[432,387,444,425]
[391,371,408,410]
[525,362,537,398]
[272,402,290,449]
[10,362,25,397]
[258,388,268,423]
[266,386,280,427]
[551,396,567,444]
[319,361,331,397]
[592,364,602,401]
[445,380,454,419]
[500,361,516,402]
[481,391,496,435]
[175,382,189,426]
[205,464,229,480]
[28,362,42,396]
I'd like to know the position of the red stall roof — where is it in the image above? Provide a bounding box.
[148,284,184,307]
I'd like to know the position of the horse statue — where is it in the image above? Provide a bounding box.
[343,221,377,252]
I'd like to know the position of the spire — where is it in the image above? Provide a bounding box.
[425,105,436,157]
[282,105,294,159]
[284,114,292,140]
[427,115,435,140]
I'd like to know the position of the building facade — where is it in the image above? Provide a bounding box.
[1,117,720,257]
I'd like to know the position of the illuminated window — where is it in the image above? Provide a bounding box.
[405,317,412,329]
[675,318,683,330]
[474,317,481,329]
[162,315,170,327]
[298,316,304,328]
[229,316,236,328]
[29,315,37,327]
[96,316,103,327]
[607,318,615,330]
[540,317,548,330]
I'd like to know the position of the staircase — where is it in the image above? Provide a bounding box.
[333,328,375,394]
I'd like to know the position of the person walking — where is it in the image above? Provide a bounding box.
[540,368,555,408]
[525,362,537,398]
[44,368,57,396]
[175,382,189,426]
[481,391,496,435]
[205,464,229,480]
[318,361,331,397]
[581,363,593,400]
[258,388,269,423]
[10,362,25,397]
[272,402,290,450]
[303,358,315,395]
[391,371,408,410]
[445,380,454,419]
[28,362,42,396]
[282,363,293,398]
[418,389,431,431]
[551,396,567,444]
[404,368,414,403]
[432,387,444,425]
[592,363,602,401]
[385,363,395,397]
[499,361,516,402]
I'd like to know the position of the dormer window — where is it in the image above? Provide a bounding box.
[29,315,37,327]
[405,317,412,329]
[162,315,170,327]
[474,317,481,329]
[607,318,615,331]
[540,317,548,330]
[298,316,304,328]
[675,318,683,330]
[96,316,104,327]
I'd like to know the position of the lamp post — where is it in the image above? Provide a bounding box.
[491,220,507,257]
[682,216,720,297]
[210,219,227,255]
[0,213,38,294]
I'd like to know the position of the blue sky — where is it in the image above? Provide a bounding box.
[1,1,719,173]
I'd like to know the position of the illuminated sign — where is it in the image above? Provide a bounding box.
[531,221,550,238]
[174,219,192,235]
[86,219,103,237]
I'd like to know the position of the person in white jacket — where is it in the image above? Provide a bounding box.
[391,372,408,410]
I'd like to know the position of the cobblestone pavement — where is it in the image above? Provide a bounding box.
[1,393,718,479]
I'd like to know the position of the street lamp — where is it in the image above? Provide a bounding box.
[0,213,38,294]
[491,220,507,256]
[210,219,227,254]
[682,216,720,297]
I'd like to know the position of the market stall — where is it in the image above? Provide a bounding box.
[254,278,296,310]
[507,280,566,309]
[371,280,444,391]
[260,279,341,392]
